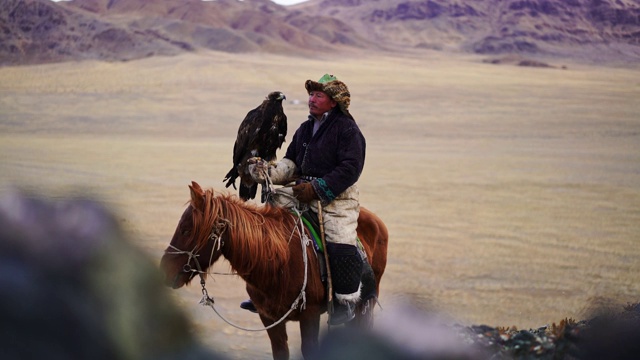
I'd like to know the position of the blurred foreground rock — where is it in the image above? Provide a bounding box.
[313,298,640,359]
[0,190,225,360]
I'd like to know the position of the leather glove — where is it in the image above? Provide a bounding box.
[292,182,318,203]
[247,157,268,184]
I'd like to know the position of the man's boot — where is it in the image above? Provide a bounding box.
[328,300,356,326]
[240,299,258,313]
[326,242,363,326]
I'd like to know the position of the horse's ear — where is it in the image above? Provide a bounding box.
[191,181,203,193]
[189,183,205,211]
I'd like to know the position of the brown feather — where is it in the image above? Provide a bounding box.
[223,91,287,201]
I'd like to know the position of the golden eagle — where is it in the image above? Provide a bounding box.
[223,91,287,201]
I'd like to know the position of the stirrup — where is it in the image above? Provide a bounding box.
[328,301,355,326]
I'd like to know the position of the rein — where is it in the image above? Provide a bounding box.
[172,193,312,332]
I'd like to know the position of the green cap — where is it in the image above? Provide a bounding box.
[317,73,338,83]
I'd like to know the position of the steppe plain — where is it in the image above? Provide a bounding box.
[1,50,639,358]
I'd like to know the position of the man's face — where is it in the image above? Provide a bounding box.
[308,91,337,117]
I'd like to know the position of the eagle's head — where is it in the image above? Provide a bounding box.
[267,91,286,102]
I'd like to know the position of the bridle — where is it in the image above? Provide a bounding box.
[165,219,229,295]
[167,196,312,332]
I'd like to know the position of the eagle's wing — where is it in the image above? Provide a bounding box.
[223,105,263,189]
[233,107,262,166]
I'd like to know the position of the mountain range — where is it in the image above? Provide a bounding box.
[1,0,639,66]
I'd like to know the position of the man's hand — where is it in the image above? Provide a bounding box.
[292,182,318,203]
[247,157,268,184]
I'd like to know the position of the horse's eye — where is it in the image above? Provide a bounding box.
[182,230,190,236]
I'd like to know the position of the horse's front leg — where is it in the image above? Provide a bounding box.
[259,314,289,360]
[299,312,320,359]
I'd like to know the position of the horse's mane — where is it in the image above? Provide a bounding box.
[191,189,292,282]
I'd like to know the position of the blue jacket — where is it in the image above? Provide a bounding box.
[284,109,366,204]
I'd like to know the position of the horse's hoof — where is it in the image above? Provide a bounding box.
[240,299,258,313]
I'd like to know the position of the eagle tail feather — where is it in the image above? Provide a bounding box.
[239,183,258,201]
[223,168,238,190]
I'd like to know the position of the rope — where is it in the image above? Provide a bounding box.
[316,200,335,328]
[197,189,312,332]
[261,164,275,197]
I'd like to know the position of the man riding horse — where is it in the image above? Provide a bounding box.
[243,74,366,325]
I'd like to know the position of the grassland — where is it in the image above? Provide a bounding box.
[1,50,639,358]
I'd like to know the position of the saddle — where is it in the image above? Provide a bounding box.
[298,210,378,304]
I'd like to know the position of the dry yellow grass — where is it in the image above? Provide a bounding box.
[1,50,639,359]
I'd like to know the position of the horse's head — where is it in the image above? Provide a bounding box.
[160,181,226,289]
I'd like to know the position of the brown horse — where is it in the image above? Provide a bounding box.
[160,181,388,360]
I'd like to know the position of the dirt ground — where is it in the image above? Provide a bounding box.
[1,50,639,359]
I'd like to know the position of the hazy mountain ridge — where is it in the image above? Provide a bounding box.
[1,0,639,66]
[0,0,191,65]
[305,0,640,59]
[64,0,375,55]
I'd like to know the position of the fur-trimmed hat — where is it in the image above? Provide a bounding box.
[305,74,352,119]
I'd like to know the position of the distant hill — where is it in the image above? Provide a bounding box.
[60,0,372,53]
[298,0,640,62]
[0,0,197,65]
[1,0,639,66]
